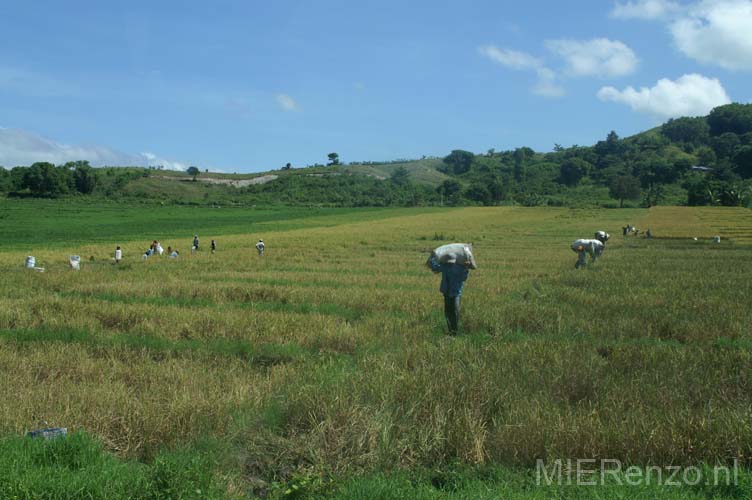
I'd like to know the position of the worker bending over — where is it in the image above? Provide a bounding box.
[571,231,609,269]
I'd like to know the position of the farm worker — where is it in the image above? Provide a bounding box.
[155,241,164,255]
[192,235,199,253]
[571,239,605,269]
[211,239,216,254]
[428,253,472,335]
[646,228,652,239]
[594,231,610,244]
[114,246,122,263]
[69,255,81,270]
[256,239,265,256]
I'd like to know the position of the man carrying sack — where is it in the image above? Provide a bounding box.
[426,243,477,335]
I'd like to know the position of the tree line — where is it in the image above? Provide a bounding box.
[1,103,751,207]
[432,103,752,208]
[0,161,99,197]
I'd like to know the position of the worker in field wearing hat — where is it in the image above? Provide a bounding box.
[571,231,609,269]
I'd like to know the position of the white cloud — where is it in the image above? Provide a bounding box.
[0,127,186,169]
[478,45,542,70]
[610,0,682,20]
[597,73,731,118]
[670,0,752,70]
[546,38,639,77]
[276,93,300,112]
[140,152,188,171]
[479,45,564,97]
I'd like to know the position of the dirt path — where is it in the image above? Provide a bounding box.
[157,174,278,187]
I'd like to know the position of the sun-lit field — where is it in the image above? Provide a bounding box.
[1,203,751,498]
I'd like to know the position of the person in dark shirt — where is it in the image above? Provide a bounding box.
[428,255,472,335]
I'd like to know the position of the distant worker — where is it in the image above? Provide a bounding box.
[256,239,265,256]
[622,226,628,237]
[192,234,199,253]
[114,246,122,263]
[595,231,610,244]
[428,252,473,335]
[646,228,652,239]
[571,231,609,269]
[211,239,216,254]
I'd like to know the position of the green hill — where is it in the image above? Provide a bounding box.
[2,103,751,208]
[341,158,450,187]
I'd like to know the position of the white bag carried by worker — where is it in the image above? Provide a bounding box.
[430,243,478,269]
[69,255,81,270]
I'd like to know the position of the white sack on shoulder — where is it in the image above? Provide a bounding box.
[428,243,478,269]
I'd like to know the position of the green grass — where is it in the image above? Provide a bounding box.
[0,198,444,249]
[0,431,228,500]
[319,465,752,499]
[3,432,750,499]
[0,327,307,366]
[0,202,750,498]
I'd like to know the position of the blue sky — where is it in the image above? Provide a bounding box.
[1,0,751,172]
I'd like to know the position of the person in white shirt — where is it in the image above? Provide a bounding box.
[255,239,265,256]
[115,246,122,263]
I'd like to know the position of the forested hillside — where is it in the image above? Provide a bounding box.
[2,103,751,208]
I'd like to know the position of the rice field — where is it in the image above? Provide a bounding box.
[1,203,751,498]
